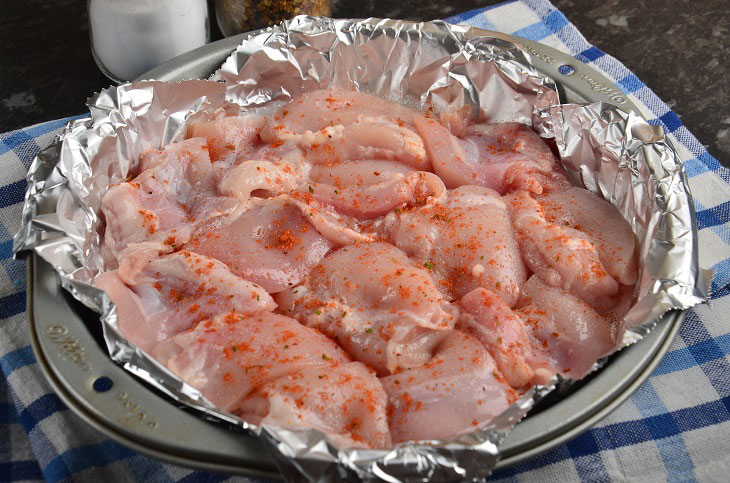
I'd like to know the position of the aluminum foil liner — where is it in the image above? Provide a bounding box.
[534,103,712,345]
[14,17,711,482]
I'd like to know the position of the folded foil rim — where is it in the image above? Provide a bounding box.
[13,17,711,481]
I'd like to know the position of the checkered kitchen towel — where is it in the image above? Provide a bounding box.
[2,1,729,481]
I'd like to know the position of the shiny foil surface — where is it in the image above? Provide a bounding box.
[14,17,711,482]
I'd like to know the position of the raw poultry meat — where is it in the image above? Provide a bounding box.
[381,330,517,442]
[384,185,527,305]
[458,287,554,388]
[218,160,299,203]
[95,251,275,352]
[95,86,639,448]
[183,196,333,293]
[306,162,446,220]
[187,115,265,162]
[153,310,350,408]
[189,116,311,198]
[237,363,392,448]
[537,187,638,286]
[309,159,415,185]
[298,117,430,170]
[505,189,619,304]
[285,159,447,243]
[516,275,616,378]
[414,116,569,194]
[285,195,376,246]
[100,137,238,273]
[458,274,618,383]
[260,88,430,169]
[155,311,392,448]
[276,242,456,376]
[259,88,419,139]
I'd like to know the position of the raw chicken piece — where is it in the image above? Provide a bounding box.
[516,276,616,378]
[94,251,275,352]
[183,196,333,293]
[537,187,638,286]
[260,88,419,141]
[458,287,554,388]
[380,330,517,443]
[249,139,310,182]
[186,115,264,162]
[306,164,446,220]
[414,116,569,194]
[309,159,415,186]
[385,186,527,305]
[100,137,238,270]
[219,139,312,199]
[188,118,310,198]
[260,89,429,170]
[237,363,392,449]
[505,190,619,302]
[157,311,349,412]
[299,118,429,170]
[276,242,456,375]
[218,160,298,203]
[287,160,434,242]
[286,195,376,246]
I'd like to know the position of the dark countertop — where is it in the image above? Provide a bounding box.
[1,0,728,166]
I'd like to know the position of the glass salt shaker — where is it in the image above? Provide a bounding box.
[88,0,210,83]
[215,0,332,37]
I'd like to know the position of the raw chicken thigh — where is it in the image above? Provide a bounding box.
[506,190,619,304]
[307,161,446,220]
[95,86,638,449]
[277,242,456,375]
[238,363,392,448]
[517,276,616,378]
[385,185,527,305]
[381,330,516,442]
[414,117,569,194]
[95,252,275,352]
[155,311,392,448]
[187,115,265,163]
[154,311,347,409]
[100,137,238,273]
[260,88,430,170]
[189,116,309,197]
[506,188,638,312]
[459,287,554,388]
[537,187,638,286]
[458,274,618,383]
[260,88,419,138]
[183,196,333,293]
[285,194,376,246]
[218,160,299,203]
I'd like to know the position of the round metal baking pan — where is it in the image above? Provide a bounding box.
[27,28,681,477]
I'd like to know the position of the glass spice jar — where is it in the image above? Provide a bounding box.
[88,0,210,83]
[215,0,332,36]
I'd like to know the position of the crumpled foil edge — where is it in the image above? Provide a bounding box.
[13,17,710,482]
[534,103,712,345]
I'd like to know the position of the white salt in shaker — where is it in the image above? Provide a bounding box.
[88,0,210,83]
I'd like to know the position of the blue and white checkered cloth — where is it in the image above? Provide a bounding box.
[2,1,729,481]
